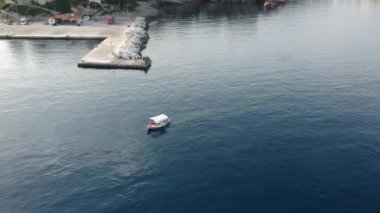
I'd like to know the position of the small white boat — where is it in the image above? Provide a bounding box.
[147,114,170,130]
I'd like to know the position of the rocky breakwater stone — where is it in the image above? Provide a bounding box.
[116,17,150,60]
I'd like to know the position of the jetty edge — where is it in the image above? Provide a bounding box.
[76,33,152,70]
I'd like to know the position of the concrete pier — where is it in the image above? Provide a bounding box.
[0,24,151,70]
[0,25,123,39]
[77,33,151,70]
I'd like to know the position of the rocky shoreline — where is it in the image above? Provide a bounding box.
[153,0,286,7]
[0,0,286,25]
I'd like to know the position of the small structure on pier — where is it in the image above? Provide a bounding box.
[48,14,82,26]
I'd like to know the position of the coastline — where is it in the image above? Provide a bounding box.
[0,1,158,70]
[0,24,123,39]
[0,1,283,70]
[0,20,151,70]
[0,1,160,39]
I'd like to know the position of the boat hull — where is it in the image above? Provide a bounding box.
[146,121,170,130]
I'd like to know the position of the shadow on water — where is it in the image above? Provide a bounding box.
[78,66,150,74]
[160,2,264,19]
[202,2,263,18]
[147,127,167,138]
[159,2,203,18]
[173,93,286,128]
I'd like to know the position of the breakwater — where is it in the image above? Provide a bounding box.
[116,17,149,60]
[78,17,151,70]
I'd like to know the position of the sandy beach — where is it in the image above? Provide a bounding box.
[0,22,126,39]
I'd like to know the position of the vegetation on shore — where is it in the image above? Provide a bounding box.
[104,0,139,10]
[2,4,52,16]
[0,0,138,16]
[39,0,71,13]
[88,0,139,14]
[39,0,140,14]
[0,0,284,18]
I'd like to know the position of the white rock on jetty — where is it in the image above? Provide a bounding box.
[117,17,149,60]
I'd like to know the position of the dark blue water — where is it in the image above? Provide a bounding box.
[1,1,380,212]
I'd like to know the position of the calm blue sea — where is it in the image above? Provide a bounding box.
[1,1,380,212]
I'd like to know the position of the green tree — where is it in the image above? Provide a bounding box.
[104,0,136,10]
[55,0,70,13]
[0,0,5,9]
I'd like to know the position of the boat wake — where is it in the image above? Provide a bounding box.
[171,94,286,128]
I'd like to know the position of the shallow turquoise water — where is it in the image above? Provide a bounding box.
[1,1,380,212]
